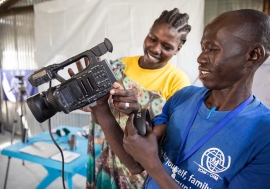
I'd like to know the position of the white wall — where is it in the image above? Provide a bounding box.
[34,0,270,108]
[34,0,204,89]
[252,58,270,107]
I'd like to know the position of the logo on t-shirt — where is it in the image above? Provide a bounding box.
[193,147,231,181]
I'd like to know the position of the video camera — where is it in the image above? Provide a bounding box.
[27,38,117,123]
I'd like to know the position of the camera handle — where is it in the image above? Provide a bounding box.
[133,108,152,136]
[56,38,112,71]
[29,38,113,87]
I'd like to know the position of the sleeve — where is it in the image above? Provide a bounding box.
[152,89,186,126]
[228,143,270,189]
[152,96,172,126]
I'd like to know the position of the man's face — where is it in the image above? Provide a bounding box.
[197,17,250,90]
[141,23,181,69]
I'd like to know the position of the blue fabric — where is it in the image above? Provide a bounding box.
[147,86,270,189]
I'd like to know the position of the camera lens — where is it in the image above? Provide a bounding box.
[27,91,58,123]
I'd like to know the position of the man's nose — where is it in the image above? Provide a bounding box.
[197,51,207,65]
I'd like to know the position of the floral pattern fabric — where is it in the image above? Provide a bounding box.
[86,58,166,189]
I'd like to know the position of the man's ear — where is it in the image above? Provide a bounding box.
[245,45,265,67]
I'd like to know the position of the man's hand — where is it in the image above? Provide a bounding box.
[123,114,159,170]
[110,82,140,115]
[124,115,183,189]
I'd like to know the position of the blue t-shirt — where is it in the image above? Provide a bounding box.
[146,86,270,189]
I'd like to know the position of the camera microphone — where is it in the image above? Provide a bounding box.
[28,66,55,87]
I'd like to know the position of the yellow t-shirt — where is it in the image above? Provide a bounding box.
[121,56,190,100]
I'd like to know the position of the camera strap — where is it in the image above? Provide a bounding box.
[174,94,253,166]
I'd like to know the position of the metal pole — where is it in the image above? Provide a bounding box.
[3,157,11,189]
[5,76,30,188]
[0,72,4,134]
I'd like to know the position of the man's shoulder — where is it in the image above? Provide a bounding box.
[252,98,270,122]
[173,86,208,99]
[165,86,208,107]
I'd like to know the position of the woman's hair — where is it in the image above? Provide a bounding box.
[152,8,191,44]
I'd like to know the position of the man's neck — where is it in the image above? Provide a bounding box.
[204,89,252,111]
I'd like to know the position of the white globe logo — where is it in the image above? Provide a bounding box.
[201,147,231,174]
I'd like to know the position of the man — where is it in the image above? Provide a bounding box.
[122,9,270,188]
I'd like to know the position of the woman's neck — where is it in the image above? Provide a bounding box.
[138,56,168,70]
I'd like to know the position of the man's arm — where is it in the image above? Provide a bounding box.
[91,97,144,173]
[123,114,183,189]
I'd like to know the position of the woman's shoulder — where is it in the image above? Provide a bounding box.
[119,56,140,64]
[165,63,190,81]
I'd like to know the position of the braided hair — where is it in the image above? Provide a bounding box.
[152,8,191,45]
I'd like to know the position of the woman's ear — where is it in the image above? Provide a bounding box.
[174,46,182,55]
[246,45,265,67]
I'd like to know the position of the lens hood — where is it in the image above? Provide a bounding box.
[27,93,57,123]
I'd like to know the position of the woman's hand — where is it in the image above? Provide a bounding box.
[68,57,89,75]
[67,57,99,112]
[110,82,140,115]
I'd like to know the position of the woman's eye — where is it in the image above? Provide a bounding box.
[201,48,207,52]
[163,45,171,50]
[149,37,155,42]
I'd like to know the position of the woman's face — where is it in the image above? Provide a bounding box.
[140,23,182,69]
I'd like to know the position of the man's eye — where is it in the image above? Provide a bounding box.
[202,48,216,52]
[210,48,218,52]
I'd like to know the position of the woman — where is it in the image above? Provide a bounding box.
[69,8,191,189]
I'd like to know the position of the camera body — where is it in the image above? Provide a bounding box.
[27,38,117,123]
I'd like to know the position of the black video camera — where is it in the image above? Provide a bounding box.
[27,38,117,123]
